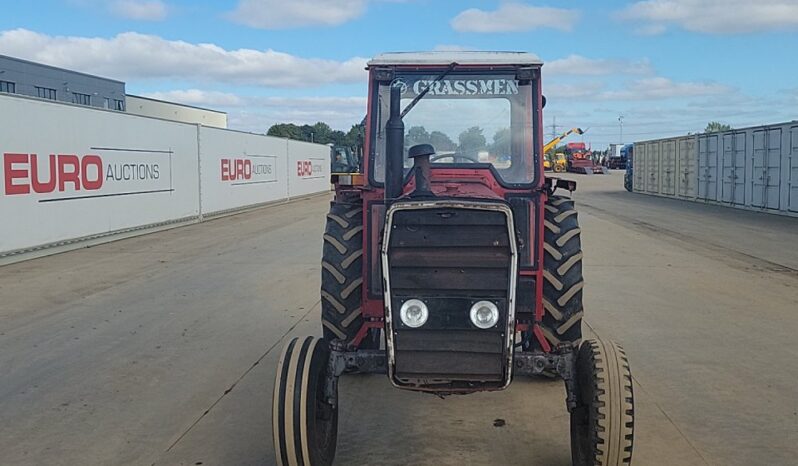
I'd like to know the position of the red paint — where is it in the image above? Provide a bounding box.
[533,324,551,353]
[57,155,81,192]
[31,154,56,193]
[3,153,104,195]
[297,160,313,177]
[81,155,103,190]
[4,153,30,195]
[221,158,252,181]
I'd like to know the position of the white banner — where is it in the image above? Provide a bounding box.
[0,94,332,257]
[0,95,199,254]
[288,140,330,198]
[199,126,288,215]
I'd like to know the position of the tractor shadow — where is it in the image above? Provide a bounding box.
[335,373,571,466]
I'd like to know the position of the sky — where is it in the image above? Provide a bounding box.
[1,0,797,148]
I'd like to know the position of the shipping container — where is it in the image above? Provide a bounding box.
[790,125,798,212]
[698,134,719,201]
[645,141,660,193]
[721,131,746,205]
[677,136,697,198]
[751,127,781,210]
[633,143,646,192]
[660,139,677,195]
[631,120,798,218]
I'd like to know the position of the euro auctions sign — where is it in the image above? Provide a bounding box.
[220,155,277,185]
[2,148,173,202]
[296,159,325,179]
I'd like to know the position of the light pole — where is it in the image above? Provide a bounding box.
[618,115,624,145]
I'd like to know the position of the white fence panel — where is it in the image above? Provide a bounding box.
[199,127,289,215]
[1,95,199,254]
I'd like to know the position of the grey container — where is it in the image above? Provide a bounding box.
[631,120,798,218]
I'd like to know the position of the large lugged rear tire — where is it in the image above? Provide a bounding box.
[321,202,364,344]
[540,195,584,349]
[570,338,635,466]
[272,336,338,466]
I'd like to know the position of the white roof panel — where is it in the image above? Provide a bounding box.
[367,51,542,67]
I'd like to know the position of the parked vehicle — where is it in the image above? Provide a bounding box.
[272,52,635,466]
[623,144,634,191]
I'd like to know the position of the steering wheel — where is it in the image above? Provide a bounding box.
[429,153,481,164]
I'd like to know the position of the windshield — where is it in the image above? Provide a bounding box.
[371,71,535,185]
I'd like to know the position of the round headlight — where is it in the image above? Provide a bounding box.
[400,299,429,328]
[470,301,499,329]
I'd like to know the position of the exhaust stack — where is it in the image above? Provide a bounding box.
[384,85,404,201]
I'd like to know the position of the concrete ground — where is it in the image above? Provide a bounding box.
[1,172,796,465]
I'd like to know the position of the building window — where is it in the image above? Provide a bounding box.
[73,92,91,106]
[36,86,57,100]
[0,80,15,93]
[114,99,125,111]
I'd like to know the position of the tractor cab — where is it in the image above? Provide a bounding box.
[366,52,543,198]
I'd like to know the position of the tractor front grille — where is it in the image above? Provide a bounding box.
[383,202,517,391]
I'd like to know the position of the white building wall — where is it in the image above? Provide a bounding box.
[126,95,228,128]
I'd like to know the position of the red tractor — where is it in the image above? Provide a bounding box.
[272,52,634,466]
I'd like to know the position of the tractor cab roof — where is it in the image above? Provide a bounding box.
[367,51,542,68]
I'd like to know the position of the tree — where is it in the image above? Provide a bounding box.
[267,123,301,140]
[405,126,431,148]
[705,121,732,133]
[344,123,365,147]
[458,126,486,156]
[429,131,456,151]
[491,127,511,156]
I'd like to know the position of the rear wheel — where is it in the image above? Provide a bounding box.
[272,336,338,466]
[321,201,378,347]
[570,338,635,465]
[538,195,584,349]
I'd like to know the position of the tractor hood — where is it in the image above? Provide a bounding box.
[401,172,507,201]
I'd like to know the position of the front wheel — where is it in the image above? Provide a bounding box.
[570,338,635,466]
[272,336,338,466]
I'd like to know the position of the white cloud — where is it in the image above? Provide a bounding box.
[0,29,367,88]
[228,97,367,133]
[142,89,245,107]
[138,90,366,132]
[109,0,168,21]
[433,44,479,52]
[545,82,606,100]
[618,0,798,34]
[451,3,581,33]
[544,76,732,102]
[546,55,653,76]
[228,0,368,29]
[602,77,733,100]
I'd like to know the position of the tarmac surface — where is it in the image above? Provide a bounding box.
[1,171,797,465]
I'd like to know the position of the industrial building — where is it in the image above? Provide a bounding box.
[126,94,228,128]
[0,54,226,128]
[0,54,126,110]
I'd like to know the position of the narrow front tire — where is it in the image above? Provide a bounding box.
[272,336,338,466]
[570,338,635,466]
